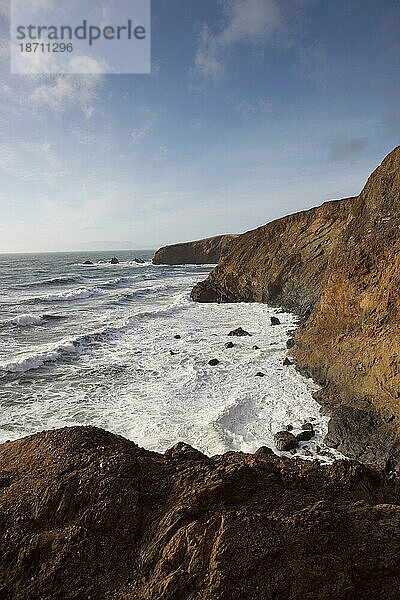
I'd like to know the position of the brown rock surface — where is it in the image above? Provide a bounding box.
[1,426,400,600]
[152,234,237,265]
[191,147,400,465]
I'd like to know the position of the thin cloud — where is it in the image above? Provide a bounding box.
[30,73,103,118]
[193,0,281,82]
[131,108,158,144]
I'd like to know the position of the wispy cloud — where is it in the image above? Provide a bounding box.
[131,108,158,144]
[193,0,281,82]
[0,140,68,185]
[296,40,328,89]
[236,98,273,118]
[30,73,103,118]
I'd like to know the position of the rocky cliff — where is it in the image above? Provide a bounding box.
[153,234,236,265]
[1,426,400,600]
[192,147,400,466]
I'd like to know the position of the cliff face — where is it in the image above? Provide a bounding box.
[1,426,400,600]
[153,234,236,265]
[192,147,400,465]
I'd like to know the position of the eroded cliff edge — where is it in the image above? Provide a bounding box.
[1,426,400,600]
[191,147,400,466]
[153,234,237,265]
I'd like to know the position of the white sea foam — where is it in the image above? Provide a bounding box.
[1,314,44,327]
[0,261,343,465]
[27,287,100,303]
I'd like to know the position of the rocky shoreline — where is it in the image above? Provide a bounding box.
[1,426,400,600]
[191,147,400,469]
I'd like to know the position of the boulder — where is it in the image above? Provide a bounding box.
[274,431,299,451]
[133,257,145,264]
[228,327,251,337]
[225,342,234,349]
[286,424,293,431]
[283,358,293,366]
[302,422,314,431]
[296,431,315,442]
[286,338,295,349]
[271,317,281,326]
[110,257,119,264]
[83,260,94,265]
[209,359,220,366]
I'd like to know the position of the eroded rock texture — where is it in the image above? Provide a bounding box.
[153,235,237,265]
[191,147,400,465]
[1,426,400,599]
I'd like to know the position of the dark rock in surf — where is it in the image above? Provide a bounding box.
[286,338,295,349]
[271,317,281,326]
[302,423,314,431]
[228,327,251,337]
[174,335,181,340]
[225,342,234,349]
[274,431,299,451]
[208,359,220,366]
[255,372,265,377]
[133,258,145,264]
[286,424,293,432]
[252,345,260,350]
[296,431,315,442]
[110,257,119,265]
[83,260,94,266]
[283,358,293,366]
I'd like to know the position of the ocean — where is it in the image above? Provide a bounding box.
[0,250,337,459]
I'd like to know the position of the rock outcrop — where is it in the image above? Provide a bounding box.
[1,426,400,600]
[191,147,400,466]
[153,234,237,265]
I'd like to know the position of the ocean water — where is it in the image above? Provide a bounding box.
[0,251,339,460]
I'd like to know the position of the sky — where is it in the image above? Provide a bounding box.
[0,0,399,252]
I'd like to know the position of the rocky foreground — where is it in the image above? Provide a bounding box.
[153,234,237,265]
[192,147,400,468]
[1,426,400,600]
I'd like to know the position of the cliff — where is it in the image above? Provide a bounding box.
[153,234,237,265]
[1,426,400,600]
[191,147,400,466]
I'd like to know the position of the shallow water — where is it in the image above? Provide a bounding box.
[0,250,340,461]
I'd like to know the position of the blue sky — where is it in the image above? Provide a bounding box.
[0,0,399,252]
